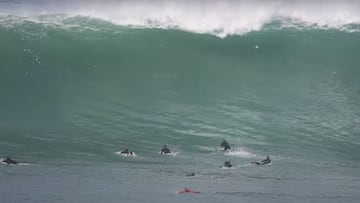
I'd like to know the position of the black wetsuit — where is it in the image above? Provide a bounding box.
[185,172,195,177]
[221,140,231,151]
[160,147,171,155]
[223,161,233,168]
[120,149,133,155]
[2,157,18,165]
[256,156,271,165]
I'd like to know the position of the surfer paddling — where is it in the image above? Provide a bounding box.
[252,155,271,165]
[178,187,200,194]
[2,156,18,165]
[120,148,135,155]
[220,139,231,151]
[220,160,233,168]
[160,145,171,155]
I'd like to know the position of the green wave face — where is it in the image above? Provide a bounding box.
[1,16,360,165]
[1,3,360,202]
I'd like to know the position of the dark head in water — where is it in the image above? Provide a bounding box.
[2,156,18,165]
[262,155,271,164]
[120,148,134,155]
[160,145,171,155]
[185,172,195,177]
[220,139,231,151]
[223,160,233,168]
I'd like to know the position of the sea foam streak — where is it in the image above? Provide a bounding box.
[1,0,360,37]
[224,147,256,158]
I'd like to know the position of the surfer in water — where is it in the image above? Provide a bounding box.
[253,155,271,165]
[2,156,18,165]
[120,148,134,155]
[160,145,171,155]
[220,139,231,151]
[185,172,195,177]
[221,160,233,168]
[178,187,199,194]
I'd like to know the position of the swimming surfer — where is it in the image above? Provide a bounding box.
[221,160,233,168]
[185,172,195,177]
[2,156,18,165]
[120,148,134,155]
[178,187,199,194]
[160,145,171,155]
[220,139,231,151]
[253,155,271,165]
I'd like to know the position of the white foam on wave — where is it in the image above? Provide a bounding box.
[219,166,234,170]
[196,145,216,152]
[159,151,179,157]
[224,147,256,158]
[1,0,360,37]
[17,163,31,166]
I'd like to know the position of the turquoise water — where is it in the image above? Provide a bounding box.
[1,1,360,202]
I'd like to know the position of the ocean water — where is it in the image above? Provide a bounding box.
[1,1,360,202]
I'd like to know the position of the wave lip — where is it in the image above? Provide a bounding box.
[1,1,360,37]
